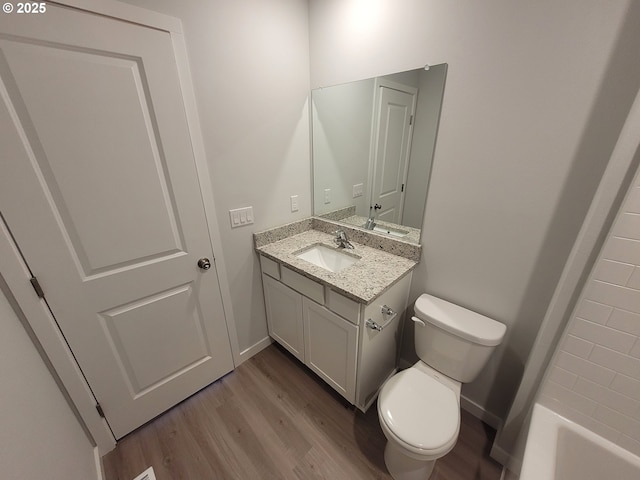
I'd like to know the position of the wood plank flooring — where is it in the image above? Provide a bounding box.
[103,344,503,480]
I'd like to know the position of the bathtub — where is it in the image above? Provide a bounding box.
[520,403,640,480]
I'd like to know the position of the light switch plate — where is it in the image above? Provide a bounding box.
[290,195,299,212]
[353,183,364,198]
[229,206,254,228]
[324,188,331,204]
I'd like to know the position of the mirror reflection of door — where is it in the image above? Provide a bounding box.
[311,64,448,244]
[370,83,417,225]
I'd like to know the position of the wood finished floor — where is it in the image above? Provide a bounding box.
[103,344,503,480]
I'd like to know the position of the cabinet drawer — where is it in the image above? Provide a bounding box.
[260,255,280,279]
[281,266,324,304]
[326,288,360,325]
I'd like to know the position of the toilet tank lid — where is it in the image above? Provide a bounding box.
[414,294,506,346]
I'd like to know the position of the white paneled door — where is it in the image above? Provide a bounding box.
[371,86,416,225]
[0,5,234,438]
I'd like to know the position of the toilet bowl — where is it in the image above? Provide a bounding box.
[378,294,506,480]
[378,362,461,480]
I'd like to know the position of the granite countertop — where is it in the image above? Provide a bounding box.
[338,215,421,244]
[256,229,417,304]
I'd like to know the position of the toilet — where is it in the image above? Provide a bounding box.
[378,293,507,480]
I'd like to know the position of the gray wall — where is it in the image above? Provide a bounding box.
[0,287,97,480]
[310,0,640,421]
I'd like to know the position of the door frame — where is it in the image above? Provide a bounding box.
[367,77,418,224]
[0,0,240,455]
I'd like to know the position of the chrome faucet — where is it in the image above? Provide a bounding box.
[365,204,382,230]
[334,230,354,249]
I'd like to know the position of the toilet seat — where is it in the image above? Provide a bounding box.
[378,368,460,458]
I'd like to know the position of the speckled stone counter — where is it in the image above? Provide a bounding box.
[318,206,421,245]
[317,205,355,222]
[254,217,421,262]
[338,215,421,244]
[312,217,421,262]
[255,229,417,304]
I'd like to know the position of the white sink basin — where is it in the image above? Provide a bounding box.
[362,224,409,238]
[295,244,359,273]
[372,225,409,237]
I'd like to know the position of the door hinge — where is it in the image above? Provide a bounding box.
[409,115,414,125]
[30,277,45,298]
[401,183,405,192]
[96,403,105,418]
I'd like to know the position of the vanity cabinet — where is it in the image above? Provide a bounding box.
[259,253,412,411]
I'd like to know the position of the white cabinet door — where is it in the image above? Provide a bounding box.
[263,274,304,361]
[0,5,234,438]
[303,298,358,403]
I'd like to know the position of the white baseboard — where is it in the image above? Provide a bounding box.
[500,465,520,480]
[489,443,522,480]
[491,443,510,465]
[460,394,502,430]
[94,446,104,480]
[237,336,273,364]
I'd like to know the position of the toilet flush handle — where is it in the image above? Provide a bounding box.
[411,316,426,327]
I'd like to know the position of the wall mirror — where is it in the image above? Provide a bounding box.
[311,64,447,244]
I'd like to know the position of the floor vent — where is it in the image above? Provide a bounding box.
[132,467,156,480]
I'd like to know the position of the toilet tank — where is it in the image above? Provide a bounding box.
[413,294,506,383]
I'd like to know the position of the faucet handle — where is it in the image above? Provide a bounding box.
[334,229,354,248]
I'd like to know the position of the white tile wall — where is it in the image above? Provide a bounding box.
[540,164,640,457]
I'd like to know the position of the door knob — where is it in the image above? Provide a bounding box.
[197,258,211,270]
